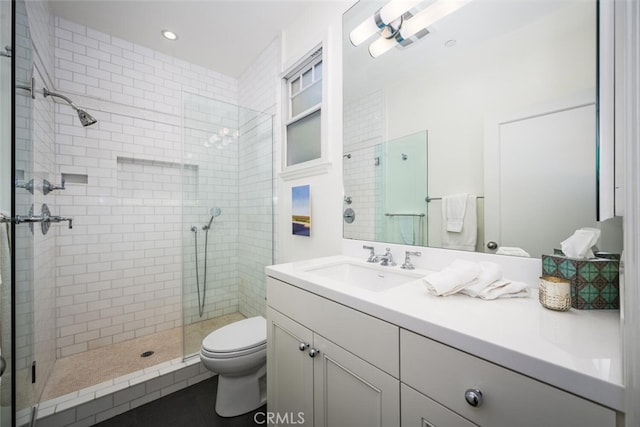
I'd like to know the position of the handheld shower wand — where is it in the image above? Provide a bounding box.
[202,207,222,231]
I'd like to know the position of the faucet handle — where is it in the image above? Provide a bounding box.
[363,245,378,263]
[401,251,421,270]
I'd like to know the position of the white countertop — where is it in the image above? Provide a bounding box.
[266,255,624,412]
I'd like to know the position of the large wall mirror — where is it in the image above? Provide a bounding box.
[342,0,622,258]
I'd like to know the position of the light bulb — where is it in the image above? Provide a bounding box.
[368,0,472,58]
[349,0,423,46]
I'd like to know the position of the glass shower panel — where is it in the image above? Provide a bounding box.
[12,0,35,424]
[0,0,13,425]
[376,131,428,246]
[181,93,272,357]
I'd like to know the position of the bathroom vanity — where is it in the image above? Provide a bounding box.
[265,256,623,427]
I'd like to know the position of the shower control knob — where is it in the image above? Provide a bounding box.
[299,342,309,351]
[308,348,320,358]
[464,388,483,407]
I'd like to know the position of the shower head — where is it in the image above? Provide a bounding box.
[43,87,98,127]
[76,109,98,127]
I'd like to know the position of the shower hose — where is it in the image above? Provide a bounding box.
[192,227,209,317]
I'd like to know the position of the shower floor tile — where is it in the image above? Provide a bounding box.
[41,312,245,401]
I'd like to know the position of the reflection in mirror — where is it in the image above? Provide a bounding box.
[344,131,430,246]
[342,0,623,258]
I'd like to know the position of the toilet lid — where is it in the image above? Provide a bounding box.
[202,316,266,353]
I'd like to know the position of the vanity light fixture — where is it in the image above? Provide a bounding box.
[368,0,472,58]
[161,30,178,40]
[349,0,422,46]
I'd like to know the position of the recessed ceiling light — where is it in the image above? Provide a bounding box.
[161,30,178,41]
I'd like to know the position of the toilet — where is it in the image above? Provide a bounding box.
[199,316,267,417]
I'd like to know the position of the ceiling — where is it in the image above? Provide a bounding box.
[50,0,322,78]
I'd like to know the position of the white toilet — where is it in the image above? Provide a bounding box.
[199,316,267,417]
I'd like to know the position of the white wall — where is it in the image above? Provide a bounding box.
[277,1,355,263]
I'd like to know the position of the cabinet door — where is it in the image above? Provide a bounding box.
[313,333,400,427]
[401,384,477,427]
[267,307,314,426]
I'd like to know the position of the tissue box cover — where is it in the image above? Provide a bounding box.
[541,254,620,310]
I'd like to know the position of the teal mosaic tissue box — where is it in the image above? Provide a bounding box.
[541,254,620,310]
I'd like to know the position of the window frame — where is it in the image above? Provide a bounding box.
[281,45,330,179]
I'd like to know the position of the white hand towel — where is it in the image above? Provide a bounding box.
[477,279,530,300]
[441,195,477,251]
[460,262,503,297]
[496,246,531,257]
[423,260,482,296]
[397,216,415,245]
[442,193,468,232]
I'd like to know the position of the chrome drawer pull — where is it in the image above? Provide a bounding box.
[464,388,483,407]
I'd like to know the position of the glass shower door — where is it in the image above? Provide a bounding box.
[0,0,13,425]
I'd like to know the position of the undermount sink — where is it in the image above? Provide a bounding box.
[302,261,423,292]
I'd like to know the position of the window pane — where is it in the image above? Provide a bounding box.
[287,110,321,166]
[302,69,312,88]
[314,62,322,80]
[291,80,322,117]
[291,77,300,96]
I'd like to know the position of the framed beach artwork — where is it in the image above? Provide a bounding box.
[292,185,311,236]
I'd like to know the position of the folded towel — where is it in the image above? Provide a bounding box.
[496,246,531,257]
[460,262,503,297]
[477,279,530,300]
[423,259,530,299]
[441,195,477,251]
[442,193,468,232]
[423,260,482,296]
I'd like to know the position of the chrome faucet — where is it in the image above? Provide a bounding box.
[378,248,396,267]
[363,245,379,263]
[401,251,422,270]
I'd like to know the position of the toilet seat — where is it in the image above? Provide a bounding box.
[201,316,266,356]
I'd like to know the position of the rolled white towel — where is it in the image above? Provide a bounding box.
[423,260,482,296]
[460,262,503,297]
[477,279,530,300]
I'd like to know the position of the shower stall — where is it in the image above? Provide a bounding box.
[3,2,274,423]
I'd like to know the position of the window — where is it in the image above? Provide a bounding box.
[284,51,323,167]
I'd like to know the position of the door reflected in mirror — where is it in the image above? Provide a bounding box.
[342,0,623,258]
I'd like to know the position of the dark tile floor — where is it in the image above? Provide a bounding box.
[92,376,265,427]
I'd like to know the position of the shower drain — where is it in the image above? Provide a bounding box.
[140,350,155,358]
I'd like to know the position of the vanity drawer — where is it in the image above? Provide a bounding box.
[267,277,399,377]
[401,383,477,427]
[400,329,615,427]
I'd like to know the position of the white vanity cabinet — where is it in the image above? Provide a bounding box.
[401,329,616,427]
[266,277,400,427]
